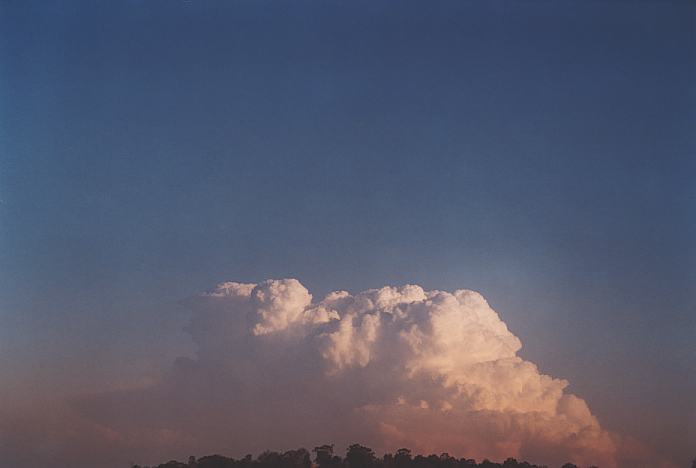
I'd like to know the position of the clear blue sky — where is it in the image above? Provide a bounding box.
[1,0,694,464]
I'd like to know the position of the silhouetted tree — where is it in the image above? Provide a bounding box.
[239,454,254,468]
[156,461,187,468]
[281,448,311,468]
[502,458,518,468]
[395,448,412,468]
[197,454,236,468]
[346,444,376,468]
[479,459,501,468]
[314,445,335,468]
[257,451,282,468]
[141,442,584,468]
[382,452,395,468]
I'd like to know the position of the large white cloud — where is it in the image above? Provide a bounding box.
[5,278,635,468]
[163,279,618,466]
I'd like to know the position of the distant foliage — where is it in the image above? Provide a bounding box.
[131,443,595,468]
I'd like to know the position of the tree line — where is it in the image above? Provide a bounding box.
[132,443,606,468]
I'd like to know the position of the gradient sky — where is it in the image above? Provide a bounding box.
[1,0,695,466]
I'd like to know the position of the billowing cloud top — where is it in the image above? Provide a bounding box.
[184,279,617,467]
[8,279,622,468]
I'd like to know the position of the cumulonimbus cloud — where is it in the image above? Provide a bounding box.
[137,278,617,467]
[5,279,629,468]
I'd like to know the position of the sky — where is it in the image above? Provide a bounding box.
[0,1,695,467]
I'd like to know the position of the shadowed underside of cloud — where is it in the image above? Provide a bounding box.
[4,279,653,468]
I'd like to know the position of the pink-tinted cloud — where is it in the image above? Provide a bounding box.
[1,279,665,467]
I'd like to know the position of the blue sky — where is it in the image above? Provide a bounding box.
[1,0,694,465]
